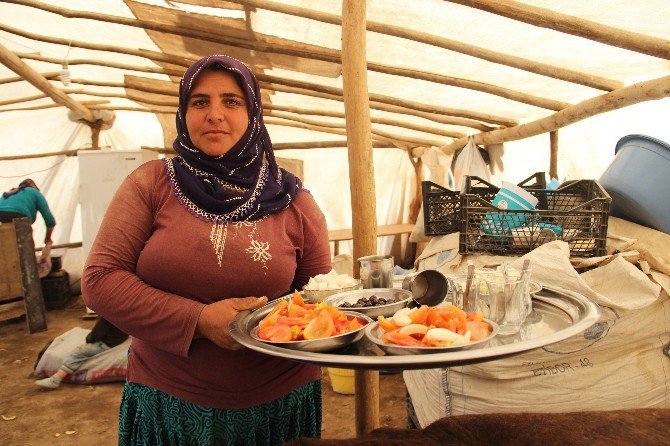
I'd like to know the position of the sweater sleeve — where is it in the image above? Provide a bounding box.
[34,190,55,227]
[290,191,332,291]
[81,163,205,358]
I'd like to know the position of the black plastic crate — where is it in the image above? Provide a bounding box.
[459,176,611,257]
[422,172,546,237]
[41,271,73,310]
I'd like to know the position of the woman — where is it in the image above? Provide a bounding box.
[82,55,331,445]
[0,178,56,244]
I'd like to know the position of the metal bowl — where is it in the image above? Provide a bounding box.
[249,309,372,353]
[324,288,413,319]
[364,319,499,355]
[302,280,362,303]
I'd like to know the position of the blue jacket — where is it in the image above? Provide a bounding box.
[0,187,56,227]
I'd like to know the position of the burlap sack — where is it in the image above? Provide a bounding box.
[405,219,670,427]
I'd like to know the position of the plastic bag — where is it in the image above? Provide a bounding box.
[453,136,490,191]
[37,241,52,278]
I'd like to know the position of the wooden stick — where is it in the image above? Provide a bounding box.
[7,0,606,104]
[16,52,185,77]
[0,41,95,122]
[259,73,517,126]
[549,130,559,180]
[261,82,500,131]
[0,71,59,85]
[142,141,397,153]
[265,104,466,138]
[0,149,79,161]
[446,0,670,61]
[0,100,109,114]
[341,0,380,436]
[227,0,621,91]
[440,74,670,154]
[265,110,447,146]
[0,93,47,107]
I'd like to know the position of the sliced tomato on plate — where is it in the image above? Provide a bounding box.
[382,331,423,347]
[303,309,335,340]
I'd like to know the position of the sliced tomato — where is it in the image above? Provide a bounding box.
[382,332,423,347]
[277,316,310,327]
[345,317,363,333]
[287,302,308,318]
[466,320,492,341]
[291,290,306,306]
[304,303,317,310]
[303,309,335,340]
[409,305,429,325]
[259,324,292,342]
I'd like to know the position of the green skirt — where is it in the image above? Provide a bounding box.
[118,381,322,446]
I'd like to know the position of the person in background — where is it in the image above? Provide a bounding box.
[0,178,56,245]
[35,317,128,390]
[82,55,331,445]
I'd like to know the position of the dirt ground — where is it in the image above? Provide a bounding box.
[0,296,408,445]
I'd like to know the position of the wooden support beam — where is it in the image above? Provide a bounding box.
[0,149,78,161]
[440,74,670,154]
[8,0,597,107]
[227,0,622,91]
[341,0,380,437]
[0,71,59,85]
[0,100,109,114]
[13,219,47,333]
[0,41,95,122]
[265,111,447,147]
[258,73,516,126]
[260,83,494,131]
[0,93,47,107]
[446,0,670,61]
[549,130,558,180]
[16,52,184,76]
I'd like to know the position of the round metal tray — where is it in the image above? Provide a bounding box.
[229,284,600,370]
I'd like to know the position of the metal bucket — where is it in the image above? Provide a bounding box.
[402,270,450,307]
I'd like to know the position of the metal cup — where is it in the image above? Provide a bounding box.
[358,255,394,289]
[402,270,449,307]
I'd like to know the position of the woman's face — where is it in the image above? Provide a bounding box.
[185,70,249,157]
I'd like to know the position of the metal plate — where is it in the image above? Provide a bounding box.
[229,284,600,370]
[364,319,499,355]
[249,310,372,353]
[324,288,413,318]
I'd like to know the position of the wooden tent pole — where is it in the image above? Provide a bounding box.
[440,74,670,154]
[446,0,670,61]
[0,41,95,122]
[341,0,380,437]
[549,131,559,180]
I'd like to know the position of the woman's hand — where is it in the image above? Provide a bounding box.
[195,296,267,350]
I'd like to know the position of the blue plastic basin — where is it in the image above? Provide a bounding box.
[599,134,670,234]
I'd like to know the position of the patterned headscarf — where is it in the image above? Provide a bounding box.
[164,55,301,223]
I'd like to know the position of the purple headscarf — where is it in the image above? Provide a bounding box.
[164,55,301,223]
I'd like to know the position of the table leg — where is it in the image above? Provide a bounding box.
[354,369,379,436]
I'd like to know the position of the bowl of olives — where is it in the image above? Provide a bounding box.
[324,288,413,319]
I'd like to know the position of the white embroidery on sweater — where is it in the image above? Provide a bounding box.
[209,218,270,271]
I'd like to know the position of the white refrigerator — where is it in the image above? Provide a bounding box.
[78,149,155,314]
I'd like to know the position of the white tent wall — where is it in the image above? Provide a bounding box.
[1,0,670,283]
[0,107,163,286]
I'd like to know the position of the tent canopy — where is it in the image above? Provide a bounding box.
[1,0,670,260]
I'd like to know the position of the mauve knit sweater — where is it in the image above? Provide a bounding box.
[82,160,331,409]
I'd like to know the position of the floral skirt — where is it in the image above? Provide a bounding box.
[118,381,321,446]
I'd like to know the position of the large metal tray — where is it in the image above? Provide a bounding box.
[229,284,600,370]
